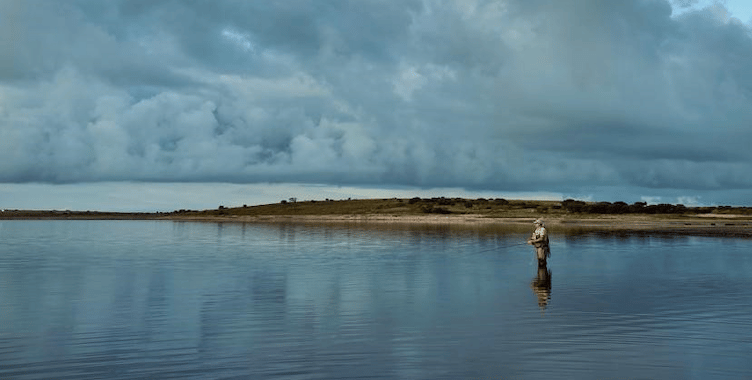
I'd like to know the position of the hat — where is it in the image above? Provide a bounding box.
[533,219,544,225]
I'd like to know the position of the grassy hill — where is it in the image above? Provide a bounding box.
[176,197,752,220]
[3,197,751,221]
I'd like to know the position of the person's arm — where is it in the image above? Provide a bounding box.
[528,232,543,244]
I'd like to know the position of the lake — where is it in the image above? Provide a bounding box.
[1,220,751,379]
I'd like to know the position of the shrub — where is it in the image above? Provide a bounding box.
[629,202,646,213]
[562,199,587,213]
[611,201,629,214]
[421,205,452,214]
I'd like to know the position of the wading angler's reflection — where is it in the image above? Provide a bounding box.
[531,265,552,311]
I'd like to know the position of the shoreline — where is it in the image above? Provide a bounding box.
[6,213,747,237]
[173,214,752,237]
[166,213,752,238]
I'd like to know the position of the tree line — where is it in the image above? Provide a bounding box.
[561,199,749,215]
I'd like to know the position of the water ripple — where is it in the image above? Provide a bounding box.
[1,221,752,379]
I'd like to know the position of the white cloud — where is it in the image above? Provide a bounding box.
[393,64,427,102]
[217,72,332,100]
[222,28,255,52]
[393,62,457,101]
[676,195,703,206]
[641,196,663,205]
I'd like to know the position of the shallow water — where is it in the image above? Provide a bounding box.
[1,220,750,379]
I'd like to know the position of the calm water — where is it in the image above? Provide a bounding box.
[1,220,751,379]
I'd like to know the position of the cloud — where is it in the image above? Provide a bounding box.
[676,195,703,206]
[672,0,700,9]
[1,0,752,204]
[641,195,664,205]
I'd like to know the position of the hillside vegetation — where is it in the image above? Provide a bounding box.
[179,197,752,219]
[3,198,751,220]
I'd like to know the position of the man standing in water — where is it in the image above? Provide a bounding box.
[527,219,550,267]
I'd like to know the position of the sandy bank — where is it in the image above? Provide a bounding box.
[159,214,752,237]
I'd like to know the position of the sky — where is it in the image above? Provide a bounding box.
[1,0,752,212]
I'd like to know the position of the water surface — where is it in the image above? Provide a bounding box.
[1,220,750,379]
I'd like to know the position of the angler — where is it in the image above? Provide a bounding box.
[527,219,550,267]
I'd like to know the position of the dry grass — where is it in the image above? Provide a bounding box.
[195,198,567,218]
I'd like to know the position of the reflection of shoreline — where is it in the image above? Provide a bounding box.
[167,215,752,237]
[531,266,552,312]
[2,213,751,237]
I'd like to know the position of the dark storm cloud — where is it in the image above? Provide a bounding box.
[1,0,751,201]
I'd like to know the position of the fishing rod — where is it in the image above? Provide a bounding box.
[475,241,528,254]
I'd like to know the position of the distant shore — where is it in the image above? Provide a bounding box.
[3,212,751,237]
[3,197,751,237]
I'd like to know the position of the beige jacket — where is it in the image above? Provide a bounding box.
[529,226,550,257]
